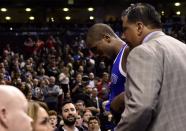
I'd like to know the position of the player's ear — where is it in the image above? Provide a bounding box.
[0,108,8,128]
[136,21,144,36]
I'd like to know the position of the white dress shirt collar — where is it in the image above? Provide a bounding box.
[142,31,164,43]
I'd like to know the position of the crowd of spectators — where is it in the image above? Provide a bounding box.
[0,32,114,130]
[0,17,185,130]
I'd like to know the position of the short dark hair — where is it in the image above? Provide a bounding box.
[88,116,100,125]
[61,100,73,111]
[48,110,57,116]
[76,99,85,105]
[86,23,117,47]
[122,3,162,29]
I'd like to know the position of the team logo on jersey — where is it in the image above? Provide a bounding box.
[111,74,118,84]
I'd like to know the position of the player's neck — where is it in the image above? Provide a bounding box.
[114,39,124,54]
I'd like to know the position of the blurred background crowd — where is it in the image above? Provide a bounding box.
[0,0,186,131]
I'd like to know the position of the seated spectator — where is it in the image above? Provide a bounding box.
[75,114,84,131]
[75,99,86,116]
[0,64,11,84]
[27,101,53,131]
[88,116,101,131]
[48,110,58,130]
[82,109,93,131]
[56,101,83,131]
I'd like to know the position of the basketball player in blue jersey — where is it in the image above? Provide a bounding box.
[86,23,130,123]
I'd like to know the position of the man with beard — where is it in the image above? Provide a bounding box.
[56,101,83,131]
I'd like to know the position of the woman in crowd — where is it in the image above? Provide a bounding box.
[27,101,53,131]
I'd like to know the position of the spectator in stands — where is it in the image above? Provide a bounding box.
[48,110,58,130]
[82,109,93,131]
[66,62,75,78]
[24,37,35,57]
[84,84,93,96]
[0,85,32,131]
[46,55,59,77]
[56,101,83,131]
[88,72,96,88]
[46,35,56,49]
[75,114,84,130]
[71,73,84,100]
[43,76,60,111]
[64,91,72,101]
[0,63,11,84]
[88,116,101,131]
[37,67,47,80]
[59,66,70,95]
[32,78,44,101]
[89,87,101,114]
[75,97,100,116]
[75,99,87,116]
[27,101,53,131]
[96,72,110,99]
[77,65,84,76]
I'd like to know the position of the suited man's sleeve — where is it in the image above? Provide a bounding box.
[115,46,162,131]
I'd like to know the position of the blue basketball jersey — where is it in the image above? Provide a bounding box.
[106,44,127,111]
